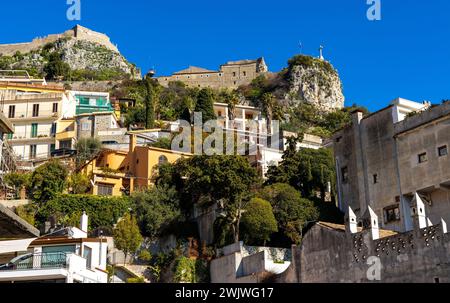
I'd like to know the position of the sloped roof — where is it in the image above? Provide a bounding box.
[173,66,217,75]
[0,204,40,239]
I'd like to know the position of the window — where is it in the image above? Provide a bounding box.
[30,145,37,159]
[32,104,39,117]
[50,144,56,153]
[233,72,236,77]
[218,111,222,117]
[81,123,91,131]
[60,140,72,150]
[51,123,57,135]
[159,155,168,165]
[384,206,401,223]
[373,174,379,184]
[341,167,349,183]
[438,145,448,157]
[335,136,342,143]
[83,246,93,269]
[245,114,253,120]
[7,133,13,140]
[31,123,38,138]
[52,103,58,113]
[243,71,247,77]
[98,184,113,196]
[8,105,15,118]
[418,152,428,163]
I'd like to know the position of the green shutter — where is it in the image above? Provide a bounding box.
[31,124,38,138]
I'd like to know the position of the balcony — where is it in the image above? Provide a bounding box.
[7,131,56,144]
[9,111,59,122]
[0,253,68,272]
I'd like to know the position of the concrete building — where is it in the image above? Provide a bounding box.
[0,84,76,168]
[0,212,108,283]
[210,242,292,283]
[332,98,450,233]
[156,58,268,89]
[78,132,192,196]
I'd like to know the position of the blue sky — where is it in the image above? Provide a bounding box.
[1,0,449,112]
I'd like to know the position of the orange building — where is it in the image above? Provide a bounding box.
[79,133,192,196]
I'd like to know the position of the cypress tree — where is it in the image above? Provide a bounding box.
[194,88,216,123]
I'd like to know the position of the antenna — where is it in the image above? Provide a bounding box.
[319,45,324,60]
[299,41,303,54]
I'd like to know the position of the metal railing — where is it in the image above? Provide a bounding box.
[0,253,68,271]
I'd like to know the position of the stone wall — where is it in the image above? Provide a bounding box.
[281,220,450,283]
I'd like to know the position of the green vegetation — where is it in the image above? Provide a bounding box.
[258,183,319,245]
[3,172,30,199]
[126,277,146,283]
[240,198,278,246]
[76,137,102,167]
[30,160,68,205]
[113,213,144,263]
[173,256,209,283]
[130,185,181,239]
[15,204,37,226]
[37,194,130,230]
[194,88,217,123]
[67,172,90,194]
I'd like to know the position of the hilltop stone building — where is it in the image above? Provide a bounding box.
[332,98,450,233]
[0,25,118,56]
[155,58,268,89]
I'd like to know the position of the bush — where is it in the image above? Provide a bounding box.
[138,250,152,263]
[15,204,37,226]
[36,194,130,230]
[173,256,209,283]
[240,198,278,245]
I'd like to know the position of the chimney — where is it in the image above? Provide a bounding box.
[129,133,137,153]
[441,218,448,234]
[80,211,88,233]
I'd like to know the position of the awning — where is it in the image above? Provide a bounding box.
[0,238,37,254]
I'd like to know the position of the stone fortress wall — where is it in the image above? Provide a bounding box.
[0,25,118,57]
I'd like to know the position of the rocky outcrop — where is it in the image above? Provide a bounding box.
[284,55,344,112]
[0,26,140,80]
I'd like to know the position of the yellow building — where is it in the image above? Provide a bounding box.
[79,133,192,196]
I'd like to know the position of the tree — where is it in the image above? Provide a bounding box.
[163,155,260,244]
[194,88,216,123]
[76,137,102,167]
[30,160,68,205]
[219,89,240,121]
[258,183,318,244]
[144,77,159,128]
[3,172,30,198]
[266,147,335,201]
[241,198,278,245]
[68,172,90,194]
[43,52,70,80]
[130,185,181,239]
[149,137,172,150]
[113,213,143,264]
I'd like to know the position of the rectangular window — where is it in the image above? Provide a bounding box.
[98,184,113,196]
[60,140,72,150]
[8,105,15,118]
[7,133,13,140]
[31,123,38,138]
[51,123,57,135]
[52,103,58,113]
[418,152,428,163]
[384,206,401,223]
[341,167,349,183]
[243,71,247,77]
[32,104,39,117]
[438,145,448,157]
[30,145,37,159]
[83,246,93,269]
[81,123,91,131]
[50,144,56,153]
[232,72,236,77]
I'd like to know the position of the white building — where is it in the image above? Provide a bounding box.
[0,212,108,283]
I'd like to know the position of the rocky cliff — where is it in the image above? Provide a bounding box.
[0,25,140,80]
[283,55,344,112]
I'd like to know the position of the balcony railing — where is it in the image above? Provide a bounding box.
[0,253,68,271]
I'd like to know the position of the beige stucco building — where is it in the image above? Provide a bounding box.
[156,58,268,89]
[332,98,450,232]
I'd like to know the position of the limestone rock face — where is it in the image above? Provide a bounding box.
[0,35,140,80]
[284,57,345,112]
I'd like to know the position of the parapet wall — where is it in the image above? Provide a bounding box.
[285,222,450,283]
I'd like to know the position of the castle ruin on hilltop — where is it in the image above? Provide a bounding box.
[0,25,119,56]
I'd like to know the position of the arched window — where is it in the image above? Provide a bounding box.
[158,155,168,165]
